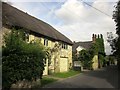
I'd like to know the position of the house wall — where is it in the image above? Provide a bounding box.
[60,45,72,72]
[92,55,98,70]
[2,27,72,75]
[27,34,73,74]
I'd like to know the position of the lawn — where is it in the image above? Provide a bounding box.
[32,70,80,88]
[41,77,58,87]
[52,70,80,78]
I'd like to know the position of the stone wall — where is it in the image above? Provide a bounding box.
[11,79,41,88]
[92,55,98,70]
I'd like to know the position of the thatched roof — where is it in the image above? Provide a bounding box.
[2,2,73,45]
[72,41,93,52]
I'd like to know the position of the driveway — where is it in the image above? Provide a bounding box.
[43,65,118,88]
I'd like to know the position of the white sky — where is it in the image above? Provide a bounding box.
[4,0,118,55]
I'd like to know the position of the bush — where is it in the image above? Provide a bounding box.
[2,29,47,88]
[78,50,93,70]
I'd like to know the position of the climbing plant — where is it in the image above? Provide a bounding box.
[95,34,106,67]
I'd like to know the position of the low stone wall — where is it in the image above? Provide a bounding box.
[11,79,41,88]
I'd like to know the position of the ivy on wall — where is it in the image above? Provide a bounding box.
[95,34,106,67]
[77,34,105,69]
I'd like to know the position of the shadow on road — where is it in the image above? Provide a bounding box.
[82,65,119,88]
[43,81,97,88]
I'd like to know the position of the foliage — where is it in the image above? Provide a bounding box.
[109,55,115,64]
[72,52,78,61]
[78,49,93,70]
[113,0,120,65]
[47,42,62,74]
[77,34,105,69]
[2,28,47,88]
[96,35,106,67]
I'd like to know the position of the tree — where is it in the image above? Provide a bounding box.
[2,28,47,88]
[113,0,120,66]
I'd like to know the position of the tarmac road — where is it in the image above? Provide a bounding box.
[43,65,118,88]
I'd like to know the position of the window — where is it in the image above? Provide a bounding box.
[62,43,68,49]
[62,43,64,48]
[65,44,68,49]
[44,39,48,46]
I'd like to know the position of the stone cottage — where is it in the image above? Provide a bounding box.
[72,34,99,70]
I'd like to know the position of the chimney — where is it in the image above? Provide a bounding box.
[95,34,97,41]
[73,41,76,43]
[98,34,99,38]
[100,34,103,38]
[92,34,96,43]
[92,34,95,43]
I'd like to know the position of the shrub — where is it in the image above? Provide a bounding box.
[78,50,93,70]
[2,28,47,88]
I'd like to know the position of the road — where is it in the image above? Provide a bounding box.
[43,65,118,88]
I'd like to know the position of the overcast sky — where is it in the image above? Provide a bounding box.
[5,0,118,55]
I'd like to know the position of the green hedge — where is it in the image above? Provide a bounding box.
[2,29,47,88]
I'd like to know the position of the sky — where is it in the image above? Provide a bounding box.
[4,0,118,55]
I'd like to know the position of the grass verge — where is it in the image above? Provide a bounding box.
[41,77,58,87]
[52,70,80,78]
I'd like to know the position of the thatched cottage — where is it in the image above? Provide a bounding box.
[2,2,73,75]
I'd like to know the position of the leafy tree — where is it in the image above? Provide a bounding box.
[2,28,47,88]
[113,0,120,66]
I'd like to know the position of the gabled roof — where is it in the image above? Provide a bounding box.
[2,2,73,45]
[72,41,93,52]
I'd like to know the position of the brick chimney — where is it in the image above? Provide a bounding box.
[92,34,96,43]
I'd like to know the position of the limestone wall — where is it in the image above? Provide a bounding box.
[92,55,98,70]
